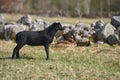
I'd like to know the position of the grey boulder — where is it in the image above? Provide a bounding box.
[111,16,120,29]
[17,15,32,26]
[0,14,4,24]
[95,23,115,41]
[107,34,120,45]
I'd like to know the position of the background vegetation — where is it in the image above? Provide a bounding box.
[0,0,120,17]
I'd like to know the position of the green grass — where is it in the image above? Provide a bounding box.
[0,40,120,80]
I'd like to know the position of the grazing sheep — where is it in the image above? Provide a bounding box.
[12,22,63,60]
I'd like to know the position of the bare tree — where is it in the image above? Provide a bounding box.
[83,0,91,15]
[100,0,103,17]
[107,0,111,16]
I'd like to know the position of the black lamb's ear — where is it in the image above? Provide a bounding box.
[55,21,60,24]
[58,22,61,26]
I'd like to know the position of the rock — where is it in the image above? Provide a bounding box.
[74,23,91,35]
[76,37,90,46]
[30,19,51,31]
[107,34,120,45]
[62,23,75,34]
[95,23,115,41]
[74,23,95,45]
[75,23,95,42]
[93,20,105,30]
[17,15,32,26]
[44,21,51,29]
[57,36,64,42]
[0,14,4,24]
[74,34,90,46]
[88,29,96,37]
[97,41,104,45]
[74,26,84,35]
[111,16,120,29]
[63,29,75,42]
[4,22,16,25]
[0,24,4,28]
[30,19,44,31]
[4,23,28,40]
[56,23,75,42]
[0,14,4,38]
[0,27,4,39]
[75,23,91,31]
[82,31,91,37]
[74,34,82,41]
[115,26,120,38]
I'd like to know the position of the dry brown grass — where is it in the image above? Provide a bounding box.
[0,40,120,80]
[2,13,110,24]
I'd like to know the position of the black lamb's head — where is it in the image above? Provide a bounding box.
[54,22,64,31]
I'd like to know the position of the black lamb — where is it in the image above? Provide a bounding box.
[12,22,63,60]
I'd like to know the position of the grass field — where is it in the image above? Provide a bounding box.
[0,40,120,80]
[0,14,120,80]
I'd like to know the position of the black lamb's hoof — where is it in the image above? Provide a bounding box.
[46,58,49,60]
[12,57,20,59]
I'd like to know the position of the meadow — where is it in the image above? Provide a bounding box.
[0,14,120,80]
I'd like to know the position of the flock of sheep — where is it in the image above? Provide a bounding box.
[0,14,120,46]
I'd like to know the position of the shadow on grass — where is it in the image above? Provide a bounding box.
[0,56,35,60]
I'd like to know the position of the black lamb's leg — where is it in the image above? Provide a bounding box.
[44,44,49,60]
[12,46,18,59]
[12,43,24,59]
